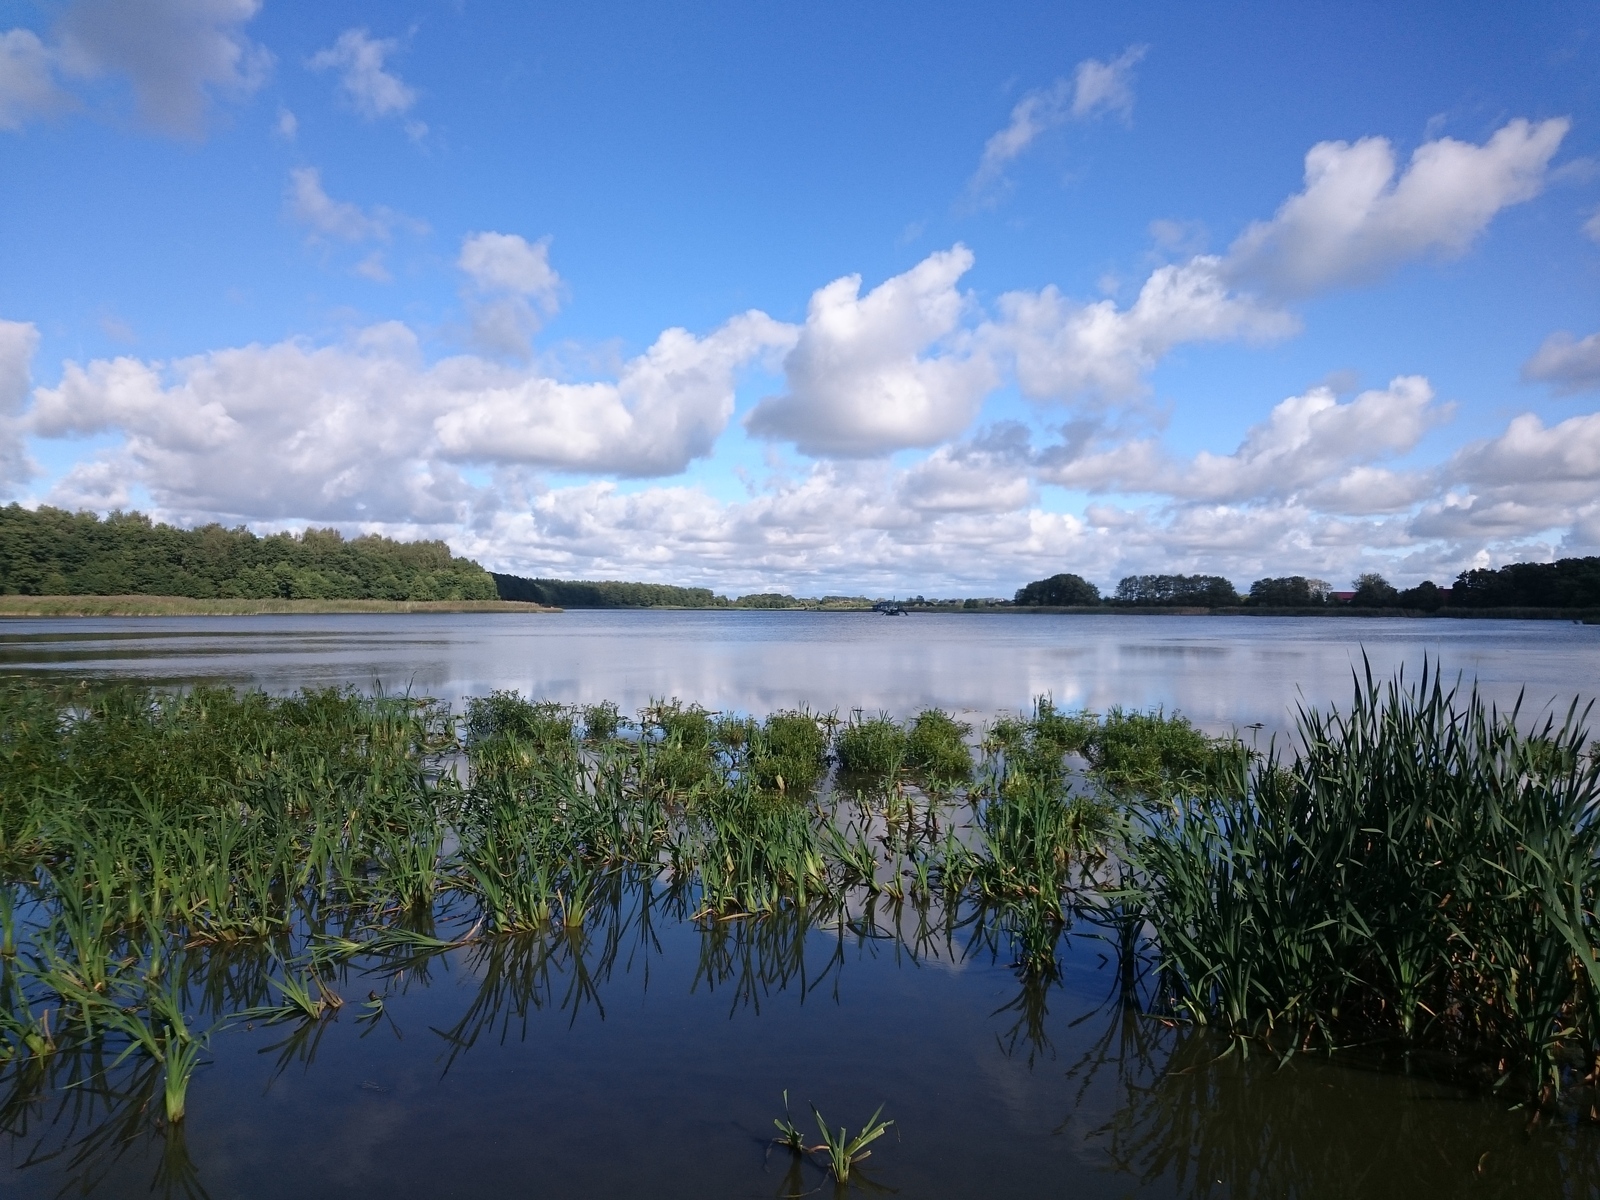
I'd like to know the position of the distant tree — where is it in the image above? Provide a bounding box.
[0,505,497,601]
[735,592,803,608]
[1246,576,1331,607]
[1396,580,1446,611]
[1350,572,1400,607]
[1014,573,1101,606]
[1453,557,1600,608]
[1113,574,1240,607]
[492,574,725,607]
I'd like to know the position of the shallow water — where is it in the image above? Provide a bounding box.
[4,611,1600,1198]
[4,883,1595,1200]
[2,609,1597,737]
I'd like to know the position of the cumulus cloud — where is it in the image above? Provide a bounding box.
[967,45,1146,199]
[26,311,794,523]
[434,311,796,474]
[896,423,1035,513]
[55,0,270,136]
[0,319,38,492]
[989,257,1296,403]
[1522,330,1600,394]
[1172,376,1446,504]
[1033,377,1446,512]
[457,233,564,358]
[1226,118,1569,296]
[307,28,424,137]
[0,29,71,130]
[745,246,995,457]
[285,167,424,245]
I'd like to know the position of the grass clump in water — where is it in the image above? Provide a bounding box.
[835,712,907,782]
[905,708,972,789]
[1129,660,1600,1103]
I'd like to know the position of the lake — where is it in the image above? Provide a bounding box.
[3,611,1598,1199]
[2,609,1596,737]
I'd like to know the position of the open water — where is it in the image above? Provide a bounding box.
[1,609,1596,737]
[3,610,1598,1198]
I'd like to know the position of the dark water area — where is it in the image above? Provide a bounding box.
[5,612,1600,1198]
[5,882,1595,1200]
[3,610,1599,738]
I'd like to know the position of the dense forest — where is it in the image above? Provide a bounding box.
[491,574,723,608]
[1015,559,1600,610]
[0,506,498,601]
[1453,557,1600,608]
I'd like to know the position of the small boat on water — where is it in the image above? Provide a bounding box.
[872,601,906,616]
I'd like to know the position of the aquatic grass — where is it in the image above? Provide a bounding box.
[1130,659,1600,1101]
[836,712,908,782]
[810,1102,893,1182]
[905,708,973,789]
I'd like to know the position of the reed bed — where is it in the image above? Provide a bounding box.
[0,666,1595,1147]
[1126,662,1600,1104]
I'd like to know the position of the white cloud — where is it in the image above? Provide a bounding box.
[1585,208,1600,245]
[285,167,423,243]
[896,424,1035,513]
[0,319,39,492]
[989,257,1296,403]
[0,29,71,130]
[26,311,794,523]
[1070,44,1148,120]
[460,233,560,299]
[434,311,796,474]
[56,0,271,137]
[1172,376,1446,504]
[1033,377,1446,513]
[457,233,564,358]
[1226,118,1570,296]
[275,105,296,139]
[308,28,420,133]
[968,45,1146,199]
[1522,330,1600,394]
[745,246,996,457]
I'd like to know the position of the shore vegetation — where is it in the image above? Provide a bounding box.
[0,666,1596,1143]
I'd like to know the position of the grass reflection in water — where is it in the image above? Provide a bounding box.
[0,669,1597,1196]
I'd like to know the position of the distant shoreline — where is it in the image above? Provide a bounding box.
[1,595,1596,622]
[0,596,557,617]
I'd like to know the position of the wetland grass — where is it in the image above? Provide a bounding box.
[2,666,1597,1155]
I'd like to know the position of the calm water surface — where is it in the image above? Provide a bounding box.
[3,611,1598,1198]
[2,609,1596,735]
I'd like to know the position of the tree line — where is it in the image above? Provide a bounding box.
[1015,558,1600,610]
[0,505,498,601]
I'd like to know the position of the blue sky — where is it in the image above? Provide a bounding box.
[1,0,1597,596]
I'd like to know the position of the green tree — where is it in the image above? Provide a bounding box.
[1246,576,1330,607]
[1014,573,1101,606]
[1349,572,1399,607]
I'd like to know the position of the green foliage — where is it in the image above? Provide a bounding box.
[1113,573,1240,606]
[1130,662,1600,1099]
[749,710,828,793]
[904,709,972,787]
[1396,579,1446,610]
[1089,707,1229,802]
[492,572,725,607]
[1013,572,1101,606]
[1453,555,1600,608]
[835,713,908,781]
[1245,575,1330,606]
[1349,571,1400,607]
[0,504,497,600]
[733,592,804,608]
